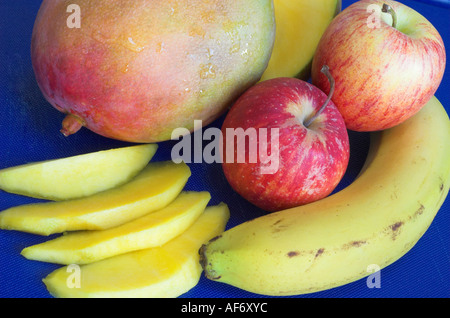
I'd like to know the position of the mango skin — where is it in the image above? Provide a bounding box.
[31,0,275,143]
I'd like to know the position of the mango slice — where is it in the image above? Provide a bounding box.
[0,144,158,201]
[43,203,230,298]
[0,161,190,235]
[21,191,211,265]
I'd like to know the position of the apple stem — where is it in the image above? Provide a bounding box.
[304,65,335,128]
[381,4,397,29]
[60,114,84,137]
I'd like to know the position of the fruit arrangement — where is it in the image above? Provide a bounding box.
[0,0,449,298]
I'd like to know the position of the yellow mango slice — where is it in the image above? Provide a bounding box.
[0,144,158,201]
[260,0,341,81]
[0,161,190,235]
[43,203,230,298]
[21,191,211,265]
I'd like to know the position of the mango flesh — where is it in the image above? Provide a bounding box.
[43,203,230,298]
[31,0,275,143]
[0,144,157,201]
[21,191,211,265]
[260,0,341,81]
[0,161,190,235]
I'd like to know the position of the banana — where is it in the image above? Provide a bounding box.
[199,96,450,296]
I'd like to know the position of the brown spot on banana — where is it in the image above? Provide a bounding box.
[198,246,222,280]
[272,219,283,226]
[207,235,222,243]
[414,204,425,217]
[390,222,403,232]
[271,219,289,233]
[438,176,445,193]
[389,221,404,240]
[342,240,367,250]
[286,248,324,259]
[315,248,325,258]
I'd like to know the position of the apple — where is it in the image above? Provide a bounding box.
[221,66,350,212]
[31,0,275,143]
[311,0,446,132]
[260,0,341,81]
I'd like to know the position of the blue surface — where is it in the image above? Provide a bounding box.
[0,0,449,298]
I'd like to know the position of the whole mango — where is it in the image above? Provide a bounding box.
[31,0,275,142]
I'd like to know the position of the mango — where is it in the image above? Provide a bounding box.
[21,191,211,265]
[0,144,157,201]
[0,161,190,235]
[31,0,275,143]
[43,203,230,298]
[260,0,341,81]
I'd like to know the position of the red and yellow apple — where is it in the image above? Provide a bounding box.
[221,68,350,212]
[31,0,275,143]
[312,0,446,132]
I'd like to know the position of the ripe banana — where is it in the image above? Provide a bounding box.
[200,96,450,296]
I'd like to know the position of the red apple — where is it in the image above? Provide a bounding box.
[221,66,350,212]
[311,0,446,132]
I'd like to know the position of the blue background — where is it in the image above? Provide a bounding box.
[0,0,449,298]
